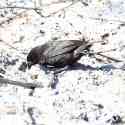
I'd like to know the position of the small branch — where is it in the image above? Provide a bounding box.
[97,53,123,62]
[88,48,124,62]
[0,40,25,60]
[89,17,125,24]
[1,5,125,24]
[92,48,117,54]
[0,10,26,26]
[42,1,79,17]
[0,6,42,10]
[0,77,44,88]
[0,39,19,51]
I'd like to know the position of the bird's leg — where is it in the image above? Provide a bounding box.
[27,107,36,125]
[49,66,69,89]
[29,87,35,96]
[50,73,59,89]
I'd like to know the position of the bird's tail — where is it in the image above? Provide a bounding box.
[77,40,103,55]
[80,40,124,62]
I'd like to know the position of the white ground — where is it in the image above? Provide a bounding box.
[0,0,125,125]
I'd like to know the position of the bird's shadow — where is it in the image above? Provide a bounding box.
[18,61,123,90]
[41,63,121,89]
[69,62,118,72]
[42,62,119,73]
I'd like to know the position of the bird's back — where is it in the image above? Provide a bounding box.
[27,39,92,68]
[42,40,87,67]
[43,40,84,57]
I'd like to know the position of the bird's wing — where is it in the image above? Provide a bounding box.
[43,40,84,58]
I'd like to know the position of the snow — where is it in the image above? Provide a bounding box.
[0,0,125,125]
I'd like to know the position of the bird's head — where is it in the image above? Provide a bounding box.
[27,46,41,69]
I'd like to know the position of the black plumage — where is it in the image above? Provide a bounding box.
[27,39,93,69]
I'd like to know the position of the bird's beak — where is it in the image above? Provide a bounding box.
[27,61,32,69]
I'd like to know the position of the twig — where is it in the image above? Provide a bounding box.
[0,1,70,10]
[92,48,117,54]
[0,77,43,88]
[0,40,25,60]
[97,53,123,62]
[1,5,125,24]
[0,40,19,51]
[0,1,78,18]
[88,48,124,62]
[0,6,42,10]
[0,10,26,26]
[42,1,79,17]
[89,17,125,24]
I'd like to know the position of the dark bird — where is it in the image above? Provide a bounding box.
[26,39,95,89]
[26,39,122,89]
[27,39,93,70]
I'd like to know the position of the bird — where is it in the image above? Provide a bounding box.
[26,39,122,89]
[27,39,93,70]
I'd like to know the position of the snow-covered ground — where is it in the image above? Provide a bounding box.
[0,0,125,125]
